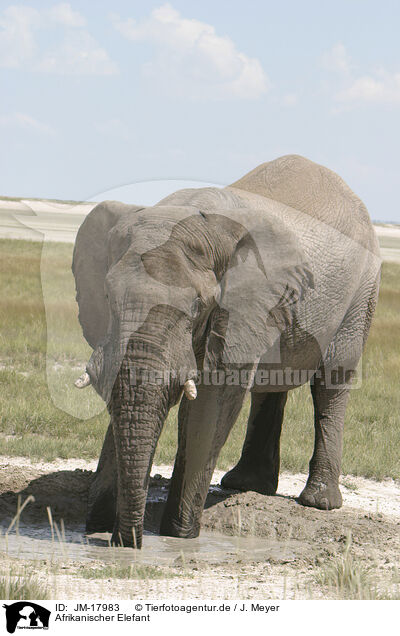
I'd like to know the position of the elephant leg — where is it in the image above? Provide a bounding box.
[221,391,287,495]
[299,376,350,510]
[86,421,117,533]
[298,274,377,512]
[160,383,246,539]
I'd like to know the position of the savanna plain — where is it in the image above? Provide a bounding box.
[0,235,399,600]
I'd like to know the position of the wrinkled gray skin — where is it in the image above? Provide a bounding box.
[72,155,380,548]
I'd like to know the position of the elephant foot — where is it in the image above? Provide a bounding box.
[298,479,342,510]
[221,463,278,496]
[86,485,116,534]
[110,528,142,549]
[159,515,200,539]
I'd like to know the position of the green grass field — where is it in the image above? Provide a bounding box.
[0,238,399,479]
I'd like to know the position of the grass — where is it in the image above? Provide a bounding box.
[341,478,359,492]
[0,564,50,599]
[76,562,178,580]
[0,239,106,459]
[315,534,399,600]
[0,558,180,600]
[0,238,399,479]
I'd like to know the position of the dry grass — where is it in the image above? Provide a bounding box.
[315,534,400,600]
[0,564,50,599]
[76,563,180,580]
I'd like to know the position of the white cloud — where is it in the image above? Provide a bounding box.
[337,70,400,104]
[112,3,269,99]
[38,30,118,75]
[321,42,352,74]
[0,112,55,135]
[0,5,40,68]
[0,3,117,75]
[47,2,86,28]
[322,43,400,108]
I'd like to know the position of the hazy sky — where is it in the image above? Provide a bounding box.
[1,1,400,220]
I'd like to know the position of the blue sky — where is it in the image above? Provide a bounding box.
[1,1,400,220]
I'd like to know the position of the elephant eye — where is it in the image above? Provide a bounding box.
[190,297,202,318]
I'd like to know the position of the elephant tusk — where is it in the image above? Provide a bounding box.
[74,372,91,389]
[183,379,197,400]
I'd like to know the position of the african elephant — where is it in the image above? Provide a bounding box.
[72,154,380,548]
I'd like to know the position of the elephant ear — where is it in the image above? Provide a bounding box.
[72,201,144,349]
[204,214,314,370]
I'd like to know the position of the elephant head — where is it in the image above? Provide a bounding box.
[72,192,313,547]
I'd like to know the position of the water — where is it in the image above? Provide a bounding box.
[0,521,298,566]
[0,483,303,566]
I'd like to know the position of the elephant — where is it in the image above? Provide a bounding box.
[72,154,380,548]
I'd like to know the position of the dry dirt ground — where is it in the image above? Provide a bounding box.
[0,456,399,599]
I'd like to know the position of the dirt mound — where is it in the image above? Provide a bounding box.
[202,490,400,563]
[0,465,93,523]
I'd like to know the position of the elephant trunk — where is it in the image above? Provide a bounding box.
[109,353,171,548]
[81,304,197,547]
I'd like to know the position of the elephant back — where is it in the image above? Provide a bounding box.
[230,154,379,256]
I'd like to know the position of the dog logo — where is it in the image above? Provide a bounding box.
[3,602,50,633]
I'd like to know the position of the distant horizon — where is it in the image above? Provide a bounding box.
[1,191,399,226]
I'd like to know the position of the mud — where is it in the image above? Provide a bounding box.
[0,463,399,571]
